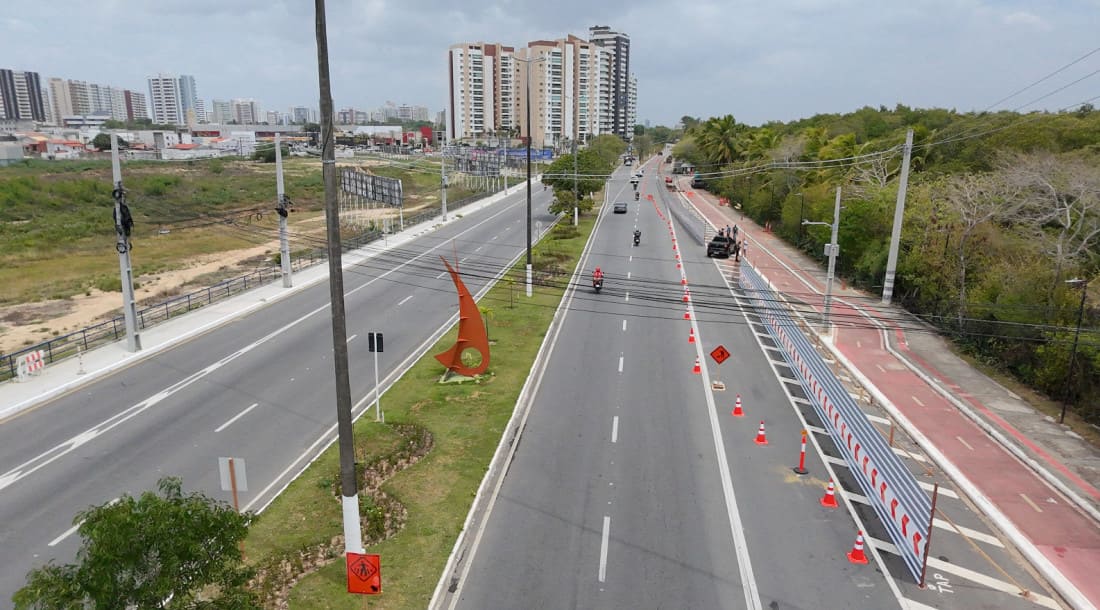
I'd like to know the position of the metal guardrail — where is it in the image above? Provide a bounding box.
[740,260,933,582]
[1,187,504,383]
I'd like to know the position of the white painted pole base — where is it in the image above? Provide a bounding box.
[342,494,364,554]
[526,264,533,297]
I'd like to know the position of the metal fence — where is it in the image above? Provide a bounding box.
[740,260,933,583]
[1,187,503,383]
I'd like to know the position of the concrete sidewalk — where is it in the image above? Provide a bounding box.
[674,176,1100,609]
[0,182,535,423]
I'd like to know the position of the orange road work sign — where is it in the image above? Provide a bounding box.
[346,553,381,595]
[711,345,730,365]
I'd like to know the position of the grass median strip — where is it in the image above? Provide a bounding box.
[245,210,596,608]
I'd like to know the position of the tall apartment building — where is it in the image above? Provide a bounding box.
[147,73,184,124]
[587,25,631,139]
[40,85,54,125]
[178,74,205,123]
[48,77,73,122]
[447,42,517,142]
[627,73,637,138]
[209,99,234,124]
[123,90,149,121]
[0,69,46,122]
[516,35,602,149]
[232,98,259,124]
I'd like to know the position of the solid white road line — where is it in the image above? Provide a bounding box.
[599,515,610,582]
[49,498,119,546]
[398,295,414,306]
[215,403,259,433]
[347,334,358,343]
[611,416,619,443]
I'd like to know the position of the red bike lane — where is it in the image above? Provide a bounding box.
[678,184,1100,607]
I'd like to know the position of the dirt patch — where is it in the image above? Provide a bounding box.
[0,243,278,355]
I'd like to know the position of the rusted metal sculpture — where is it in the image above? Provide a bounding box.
[434,256,490,376]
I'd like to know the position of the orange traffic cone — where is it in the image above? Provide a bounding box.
[821,480,838,508]
[683,289,690,303]
[684,309,691,320]
[754,421,768,445]
[676,262,682,269]
[847,531,869,564]
[692,358,701,374]
[732,394,744,417]
[688,328,696,344]
[681,277,687,285]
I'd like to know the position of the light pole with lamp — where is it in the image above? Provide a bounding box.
[802,187,842,329]
[1061,277,1090,424]
[518,54,547,297]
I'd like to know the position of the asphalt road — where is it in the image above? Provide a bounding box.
[451,162,902,609]
[0,185,558,604]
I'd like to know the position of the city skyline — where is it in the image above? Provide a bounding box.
[3,1,1099,127]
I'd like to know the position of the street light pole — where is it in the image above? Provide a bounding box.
[1061,278,1089,424]
[525,57,533,297]
[797,192,805,246]
[823,186,841,328]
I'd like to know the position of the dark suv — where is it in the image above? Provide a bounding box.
[706,235,735,258]
[613,202,628,214]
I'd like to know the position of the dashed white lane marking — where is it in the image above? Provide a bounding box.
[347,334,358,343]
[398,295,414,306]
[627,272,631,279]
[846,493,1002,546]
[476,246,483,252]
[436,270,447,279]
[1020,493,1043,513]
[622,320,627,332]
[599,516,610,582]
[49,498,119,546]
[868,537,1059,609]
[624,292,630,302]
[492,235,498,240]
[618,354,624,373]
[876,364,886,373]
[918,480,958,498]
[957,435,975,451]
[857,340,863,348]
[629,256,633,262]
[215,403,260,433]
[912,395,926,407]
[611,416,619,443]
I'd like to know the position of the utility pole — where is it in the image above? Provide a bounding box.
[572,136,579,226]
[441,130,448,221]
[824,186,841,328]
[1061,278,1090,424]
[314,0,363,556]
[111,135,141,352]
[275,133,292,288]
[881,128,913,305]
[525,58,533,297]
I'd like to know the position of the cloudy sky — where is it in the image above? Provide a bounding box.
[4,0,1099,126]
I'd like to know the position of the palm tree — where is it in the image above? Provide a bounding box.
[695,115,746,166]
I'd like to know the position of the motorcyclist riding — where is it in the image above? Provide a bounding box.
[635,191,640,201]
[593,266,604,283]
[633,229,641,246]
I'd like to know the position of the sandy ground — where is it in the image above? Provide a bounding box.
[0,244,274,355]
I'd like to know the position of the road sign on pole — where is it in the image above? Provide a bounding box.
[710,345,730,390]
[218,457,247,512]
[368,332,383,421]
[346,552,381,594]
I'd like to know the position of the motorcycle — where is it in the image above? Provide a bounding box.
[633,231,641,246]
[593,277,604,293]
[634,192,640,201]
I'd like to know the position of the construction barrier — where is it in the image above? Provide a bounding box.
[16,350,46,382]
[740,261,932,583]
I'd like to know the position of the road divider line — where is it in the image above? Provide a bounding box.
[49,498,118,546]
[611,416,619,443]
[215,403,259,433]
[599,515,610,582]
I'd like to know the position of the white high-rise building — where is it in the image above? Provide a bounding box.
[178,74,205,123]
[587,25,631,139]
[232,98,259,124]
[147,73,183,124]
[49,77,74,123]
[210,99,233,124]
[627,73,637,139]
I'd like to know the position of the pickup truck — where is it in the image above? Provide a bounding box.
[706,235,736,258]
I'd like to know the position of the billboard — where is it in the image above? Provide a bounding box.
[339,168,404,207]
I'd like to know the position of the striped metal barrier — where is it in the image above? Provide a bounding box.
[740,260,932,582]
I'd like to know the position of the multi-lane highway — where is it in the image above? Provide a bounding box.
[0,185,558,602]
[449,160,902,609]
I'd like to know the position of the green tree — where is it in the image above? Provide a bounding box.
[301,122,321,132]
[13,477,255,610]
[252,145,290,163]
[91,133,127,151]
[632,134,656,160]
[542,150,610,198]
[695,115,746,165]
[548,189,596,216]
[587,134,627,168]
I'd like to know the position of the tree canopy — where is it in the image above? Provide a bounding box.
[14,477,255,610]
